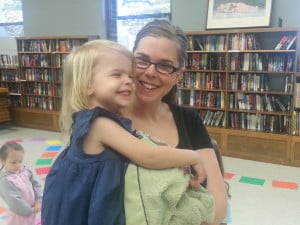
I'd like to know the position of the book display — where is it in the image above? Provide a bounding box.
[180,27,300,166]
[10,35,99,131]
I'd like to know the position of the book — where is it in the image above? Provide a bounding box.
[284,35,297,50]
[275,97,286,112]
[275,36,288,50]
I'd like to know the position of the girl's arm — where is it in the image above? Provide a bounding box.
[28,168,43,202]
[0,178,33,215]
[197,149,227,225]
[87,117,204,170]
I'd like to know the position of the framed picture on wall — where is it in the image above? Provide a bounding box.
[206,0,273,29]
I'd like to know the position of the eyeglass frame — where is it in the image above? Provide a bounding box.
[135,57,180,75]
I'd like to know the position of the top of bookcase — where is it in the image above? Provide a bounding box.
[186,27,300,35]
[15,35,100,40]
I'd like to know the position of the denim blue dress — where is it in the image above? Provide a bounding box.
[41,107,131,225]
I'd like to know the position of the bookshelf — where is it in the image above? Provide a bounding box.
[11,35,99,131]
[0,88,10,123]
[291,72,300,166]
[0,52,21,109]
[180,27,300,166]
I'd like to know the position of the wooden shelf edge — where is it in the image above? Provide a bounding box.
[11,107,60,115]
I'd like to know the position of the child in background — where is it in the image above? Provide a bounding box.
[0,142,43,225]
[41,39,207,225]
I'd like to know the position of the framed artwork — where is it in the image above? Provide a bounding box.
[206,0,273,29]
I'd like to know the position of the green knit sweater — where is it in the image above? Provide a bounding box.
[124,131,215,225]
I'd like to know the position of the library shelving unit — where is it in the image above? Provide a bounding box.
[291,72,300,166]
[180,27,300,166]
[0,88,10,123]
[0,53,21,113]
[12,35,99,131]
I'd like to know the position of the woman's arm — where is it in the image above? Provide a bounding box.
[197,148,227,225]
[89,117,205,171]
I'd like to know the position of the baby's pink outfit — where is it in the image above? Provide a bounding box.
[6,168,37,225]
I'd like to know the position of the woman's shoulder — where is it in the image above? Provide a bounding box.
[169,104,199,120]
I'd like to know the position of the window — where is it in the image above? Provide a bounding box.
[0,0,24,37]
[106,0,171,50]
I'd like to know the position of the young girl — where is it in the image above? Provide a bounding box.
[41,39,208,225]
[0,142,43,225]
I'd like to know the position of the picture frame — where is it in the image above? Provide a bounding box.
[206,0,273,29]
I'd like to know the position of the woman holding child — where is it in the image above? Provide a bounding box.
[123,19,227,225]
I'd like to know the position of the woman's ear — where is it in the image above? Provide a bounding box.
[174,67,185,82]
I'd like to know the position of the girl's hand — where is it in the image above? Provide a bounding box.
[184,160,207,187]
[190,161,207,186]
[32,201,42,213]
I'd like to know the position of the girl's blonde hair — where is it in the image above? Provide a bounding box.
[59,39,134,138]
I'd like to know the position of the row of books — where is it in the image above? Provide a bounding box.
[188,35,226,51]
[188,34,296,51]
[197,110,291,133]
[7,95,22,107]
[228,112,291,133]
[21,40,50,52]
[55,54,68,67]
[0,83,21,94]
[22,54,51,67]
[0,54,18,67]
[24,68,53,81]
[179,72,226,89]
[228,73,293,93]
[186,53,226,70]
[229,33,260,50]
[0,70,19,81]
[229,53,294,72]
[274,35,297,50]
[24,95,61,111]
[20,39,86,52]
[200,110,225,127]
[177,90,225,108]
[24,83,54,96]
[228,73,270,92]
[228,93,290,112]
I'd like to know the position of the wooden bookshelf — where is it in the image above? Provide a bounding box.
[180,27,300,166]
[11,35,100,131]
[0,53,21,109]
[0,88,10,123]
[291,72,300,165]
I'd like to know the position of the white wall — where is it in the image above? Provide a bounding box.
[0,38,17,52]
[1,0,299,40]
[22,0,105,37]
[172,0,300,31]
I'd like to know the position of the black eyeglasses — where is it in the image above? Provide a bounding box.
[135,57,179,75]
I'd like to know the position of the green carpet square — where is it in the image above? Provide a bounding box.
[239,176,265,186]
